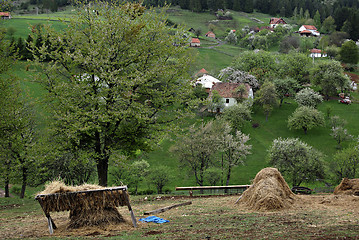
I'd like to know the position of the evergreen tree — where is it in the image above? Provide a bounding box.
[314,10,321,29]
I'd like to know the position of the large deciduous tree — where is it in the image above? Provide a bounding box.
[340,40,359,64]
[31,1,194,186]
[294,88,323,108]
[273,77,298,107]
[255,81,278,121]
[310,60,350,100]
[171,121,219,188]
[288,106,325,134]
[215,122,251,187]
[268,138,325,186]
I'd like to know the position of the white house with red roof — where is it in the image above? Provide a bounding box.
[195,74,221,92]
[209,82,253,113]
[309,49,327,58]
[299,25,320,37]
[0,12,11,19]
[190,38,200,47]
[269,18,287,28]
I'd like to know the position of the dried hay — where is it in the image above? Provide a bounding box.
[333,178,359,196]
[238,168,296,211]
[36,181,129,229]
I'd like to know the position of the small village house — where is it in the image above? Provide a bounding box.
[269,18,287,28]
[195,74,221,93]
[190,38,200,47]
[205,31,216,38]
[0,12,11,19]
[299,25,320,37]
[309,49,327,58]
[209,82,253,113]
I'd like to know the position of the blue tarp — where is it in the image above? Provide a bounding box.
[139,216,169,224]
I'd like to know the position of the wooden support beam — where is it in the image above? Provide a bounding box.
[175,185,251,191]
[144,201,192,215]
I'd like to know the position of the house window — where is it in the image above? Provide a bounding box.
[226,99,230,103]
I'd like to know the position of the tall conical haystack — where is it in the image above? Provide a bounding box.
[238,168,296,211]
[38,181,126,229]
[333,178,359,196]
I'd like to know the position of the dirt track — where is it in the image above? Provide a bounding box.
[1,193,359,239]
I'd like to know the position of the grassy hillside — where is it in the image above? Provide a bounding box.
[137,96,359,192]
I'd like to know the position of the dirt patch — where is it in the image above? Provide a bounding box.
[1,192,359,239]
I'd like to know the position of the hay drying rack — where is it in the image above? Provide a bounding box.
[35,186,136,234]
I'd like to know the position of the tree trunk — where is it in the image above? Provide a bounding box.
[97,159,108,187]
[5,176,10,198]
[20,166,27,199]
[95,131,109,186]
[303,127,307,135]
[225,166,232,194]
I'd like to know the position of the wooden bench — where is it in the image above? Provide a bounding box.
[35,186,136,234]
[176,185,251,196]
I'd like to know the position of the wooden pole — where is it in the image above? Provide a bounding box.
[144,201,192,215]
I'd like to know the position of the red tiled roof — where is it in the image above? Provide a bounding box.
[211,82,250,98]
[198,68,208,74]
[269,18,286,24]
[311,49,322,53]
[191,38,200,43]
[302,25,317,30]
[0,12,10,17]
[300,30,312,34]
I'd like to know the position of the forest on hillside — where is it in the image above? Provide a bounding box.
[4,0,359,40]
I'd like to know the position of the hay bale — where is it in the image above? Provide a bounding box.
[238,168,296,211]
[37,181,127,229]
[334,178,359,196]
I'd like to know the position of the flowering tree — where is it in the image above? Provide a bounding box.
[268,138,325,186]
[295,88,323,108]
[288,106,325,134]
[218,67,259,89]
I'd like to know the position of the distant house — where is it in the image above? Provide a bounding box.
[194,68,208,78]
[269,18,287,28]
[0,12,11,19]
[190,38,200,47]
[195,74,221,92]
[299,25,320,37]
[309,49,327,58]
[205,31,216,38]
[209,82,253,113]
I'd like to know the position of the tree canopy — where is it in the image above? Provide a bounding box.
[268,138,325,186]
[31,1,194,186]
[288,106,325,134]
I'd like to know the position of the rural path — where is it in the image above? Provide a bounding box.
[204,38,226,49]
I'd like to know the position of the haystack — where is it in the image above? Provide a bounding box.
[333,178,359,196]
[238,168,296,211]
[37,181,127,229]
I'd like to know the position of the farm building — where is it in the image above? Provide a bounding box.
[190,38,200,47]
[299,25,320,37]
[269,18,287,28]
[309,49,327,58]
[209,82,253,113]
